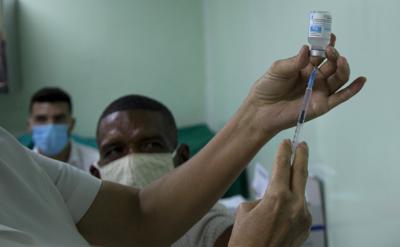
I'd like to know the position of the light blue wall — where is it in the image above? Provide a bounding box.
[0,0,205,136]
[204,0,400,246]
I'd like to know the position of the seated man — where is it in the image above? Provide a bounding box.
[0,42,365,246]
[93,94,234,246]
[27,87,99,171]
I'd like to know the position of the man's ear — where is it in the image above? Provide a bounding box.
[68,117,76,134]
[173,144,190,168]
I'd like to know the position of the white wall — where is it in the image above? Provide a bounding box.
[204,0,400,246]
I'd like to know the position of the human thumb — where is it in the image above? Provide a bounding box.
[268,45,310,78]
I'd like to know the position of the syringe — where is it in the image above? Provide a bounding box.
[291,61,325,162]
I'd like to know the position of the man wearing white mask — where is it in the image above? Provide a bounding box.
[93,94,234,246]
[28,87,99,171]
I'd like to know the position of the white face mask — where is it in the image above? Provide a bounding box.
[99,153,175,188]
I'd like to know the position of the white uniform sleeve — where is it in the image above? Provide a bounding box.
[172,203,234,247]
[27,148,102,223]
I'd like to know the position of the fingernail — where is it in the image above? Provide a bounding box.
[300,141,308,151]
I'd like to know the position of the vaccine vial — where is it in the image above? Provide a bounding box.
[308,11,332,57]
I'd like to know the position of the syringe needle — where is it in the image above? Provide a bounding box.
[291,66,318,163]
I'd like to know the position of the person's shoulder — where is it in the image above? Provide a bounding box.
[0,126,15,141]
[172,203,234,247]
[210,203,232,215]
[198,203,234,225]
[0,127,30,158]
[0,126,60,184]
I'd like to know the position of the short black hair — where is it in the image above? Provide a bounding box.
[97,94,178,147]
[29,87,72,113]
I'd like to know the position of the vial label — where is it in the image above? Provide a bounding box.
[309,11,332,39]
[308,11,332,57]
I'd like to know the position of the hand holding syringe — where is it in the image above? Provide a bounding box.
[290,11,333,161]
[291,60,326,163]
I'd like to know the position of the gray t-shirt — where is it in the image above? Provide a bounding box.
[172,203,234,247]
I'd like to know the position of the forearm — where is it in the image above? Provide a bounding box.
[138,97,277,244]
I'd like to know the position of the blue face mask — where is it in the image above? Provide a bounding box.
[32,124,69,156]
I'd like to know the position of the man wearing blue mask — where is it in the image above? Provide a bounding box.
[93,94,234,247]
[28,87,99,171]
